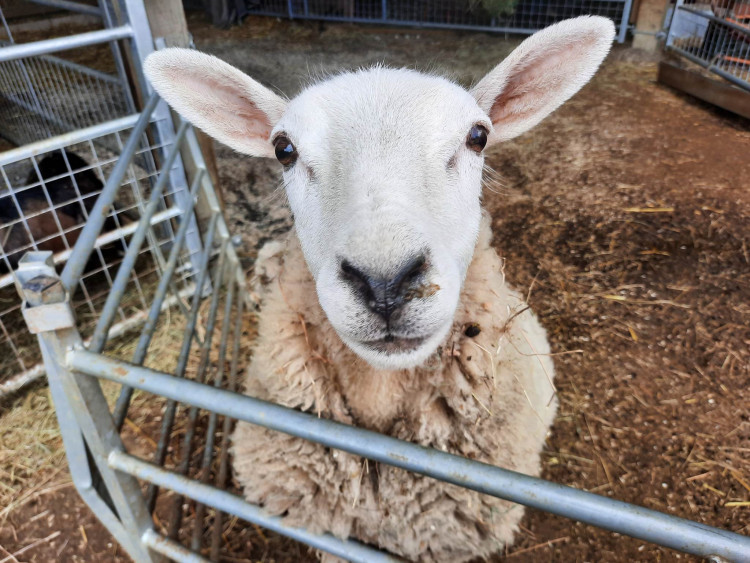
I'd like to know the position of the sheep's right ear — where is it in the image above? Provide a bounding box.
[144,49,287,158]
[471,16,614,145]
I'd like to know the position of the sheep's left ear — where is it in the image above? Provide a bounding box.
[472,16,615,145]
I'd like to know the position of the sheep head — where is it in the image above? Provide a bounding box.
[145,16,614,370]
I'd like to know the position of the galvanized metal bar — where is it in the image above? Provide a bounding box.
[15,256,161,563]
[60,92,159,292]
[111,171,204,428]
[0,114,140,167]
[618,0,634,43]
[193,268,236,552]
[0,206,184,291]
[239,12,630,36]
[0,26,133,63]
[0,6,13,43]
[27,0,102,17]
[88,121,189,353]
[72,351,750,562]
[42,52,121,85]
[676,4,750,36]
[98,0,137,115]
[667,44,750,91]
[141,529,210,563]
[109,451,401,563]
[145,212,220,511]
[167,238,229,539]
[125,11,207,285]
[182,127,246,291]
[210,280,244,560]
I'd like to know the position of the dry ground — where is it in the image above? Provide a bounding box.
[1,13,748,563]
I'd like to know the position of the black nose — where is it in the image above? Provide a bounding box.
[340,254,427,321]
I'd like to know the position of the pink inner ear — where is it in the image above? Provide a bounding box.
[489,32,600,130]
[186,71,273,144]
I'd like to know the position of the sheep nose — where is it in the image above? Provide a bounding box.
[340,254,427,321]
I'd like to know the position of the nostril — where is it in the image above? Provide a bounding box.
[340,259,367,284]
[395,254,427,288]
[405,254,426,281]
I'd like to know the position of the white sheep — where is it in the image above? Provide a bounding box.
[145,16,614,561]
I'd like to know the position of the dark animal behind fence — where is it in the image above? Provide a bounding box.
[0,151,126,274]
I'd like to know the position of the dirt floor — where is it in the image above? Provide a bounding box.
[1,12,749,563]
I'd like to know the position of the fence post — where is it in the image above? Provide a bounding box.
[619,0,634,43]
[15,251,163,563]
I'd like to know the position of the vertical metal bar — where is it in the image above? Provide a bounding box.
[145,212,220,511]
[120,2,208,290]
[0,6,14,43]
[60,92,160,292]
[382,0,387,21]
[112,171,203,428]
[168,238,229,539]
[99,0,138,115]
[193,270,236,551]
[88,121,189,353]
[210,279,244,560]
[15,255,161,563]
[288,0,294,19]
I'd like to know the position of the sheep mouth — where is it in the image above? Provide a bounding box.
[362,334,426,354]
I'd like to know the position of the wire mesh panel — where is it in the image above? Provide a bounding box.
[0,4,135,146]
[244,0,633,41]
[666,0,750,89]
[0,0,204,395]
[0,112,203,391]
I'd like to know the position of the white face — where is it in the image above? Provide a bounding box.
[144,16,614,370]
[273,69,492,369]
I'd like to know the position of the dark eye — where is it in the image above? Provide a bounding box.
[273,135,298,167]
[466,125,488,153]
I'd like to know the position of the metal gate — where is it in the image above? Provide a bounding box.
[0,0,204,396]
[665,0,750,90]
[14,151,750,560]
[4,2,750,562]
[241,0,634,43]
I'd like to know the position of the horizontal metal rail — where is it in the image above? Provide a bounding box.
[27,0,102,17]
[141,529,208,563]
[0,113,140,165]
[109,451,401,563]
[677,4,750,36]
[0,25,133,63]
[43,52,122,84]
[0,288,194,400]
[71,350,750,561]
[247,10,627,37]
[667,44,750,91]
[0,206,183,291]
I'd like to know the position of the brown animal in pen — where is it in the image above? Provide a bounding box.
[0,151,126,274]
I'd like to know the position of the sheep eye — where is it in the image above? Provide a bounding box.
[273,135,297,167]
[466,125,488,153]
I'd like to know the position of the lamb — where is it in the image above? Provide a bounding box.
[145,16,614,561]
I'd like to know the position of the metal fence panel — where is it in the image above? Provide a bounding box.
[243,0,633,42]
[666,0,750,90]
[0,1,204,396]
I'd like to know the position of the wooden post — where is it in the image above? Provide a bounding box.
[144,0,224,218]
[632,0,670,51]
